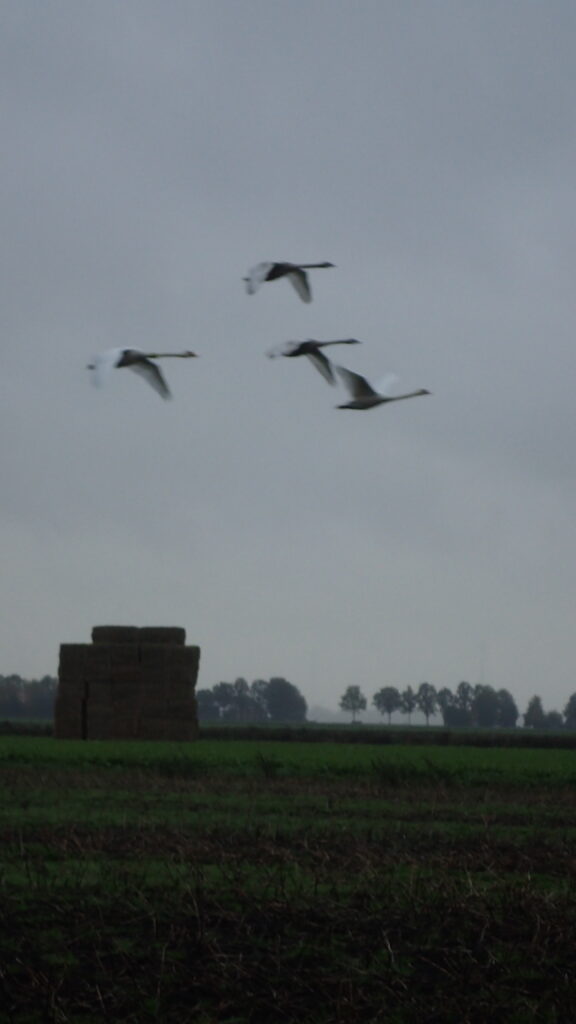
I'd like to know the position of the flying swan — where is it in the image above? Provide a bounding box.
[335,366,431,410]
[87,348,197,400]
[267,338,361,384]
[243,261,335,302]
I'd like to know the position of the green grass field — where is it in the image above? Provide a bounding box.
[2,736,576,1021]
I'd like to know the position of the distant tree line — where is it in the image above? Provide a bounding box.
[2,672,576,731]
[340,682,576,729]
[0,675,57,719]
[196,677,308,724]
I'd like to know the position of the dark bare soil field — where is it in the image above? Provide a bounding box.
[2,738,576,1022]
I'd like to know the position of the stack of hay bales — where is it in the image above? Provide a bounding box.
[55,626,199,740]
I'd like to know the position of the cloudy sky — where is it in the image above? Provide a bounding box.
[1,2,575,717]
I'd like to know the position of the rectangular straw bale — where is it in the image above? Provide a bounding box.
[137,675,167,696]
[54,721,85,739]
[110,643,139,666]
[84,701,112,718]
[110,678,142,696]
[109,718,139,740]
[166,645,200,683]
[111,708,143,726]
[138,683,171,706]
[54,690,82,709]
[54,695,83,723]
[166,645,199,669]
[58,644,88,681]
[85,714,111,733]
[85,713,115,739]
[138,644,169,670]
[165,682,194,703]
[139,682,181,699]
[137,700,190,720]
[129,718,159,740]
[166,679,196,700]
[109,645,140,681]
[108,710,139,727]
[136,700,166,716]
[112,707,142,728]
[138,677,167,692]
[54,679,84,704]
[92,626,139,645]
[56,678,87,700]
[138,627,186,646]
[166,674,193,693]
[85,706,112,725]
[166,720,197,741]
[158,699,196,717]
[111,682,142,700]
[59,643,88,666]
[83,645,112,679]
[110,668,140,686]
[86,678,113,701]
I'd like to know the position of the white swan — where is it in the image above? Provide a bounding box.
[335,365,430,410]
[267,339,361,385]
[87,348,197,400]
[243,261,335,302]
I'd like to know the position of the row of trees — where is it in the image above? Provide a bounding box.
[340,682,576,729]
[340,682,520,726]
[196,677,308,723]
[2,672,576,731]
[0,675,57,719]
[524,694,576,730]
[0,673,309,725]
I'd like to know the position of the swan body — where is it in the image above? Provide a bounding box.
[244,261,335,302]
[87,348,197,400]
[335,365,430,410]
[267,338,360,384]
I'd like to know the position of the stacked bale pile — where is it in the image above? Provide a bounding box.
[55,626,200,740]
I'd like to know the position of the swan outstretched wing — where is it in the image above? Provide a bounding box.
[375,372,400,397]
[244,262,274,294]
[305,348,336,384]
[129,359,171,399]
[335,366,380,399]
[287,267,311,302]
[266,340,335,383]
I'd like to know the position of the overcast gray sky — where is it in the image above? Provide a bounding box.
[1,2,575,717]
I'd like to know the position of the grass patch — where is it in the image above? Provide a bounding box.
[3,739,576,1019]
[4,735,576,786]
